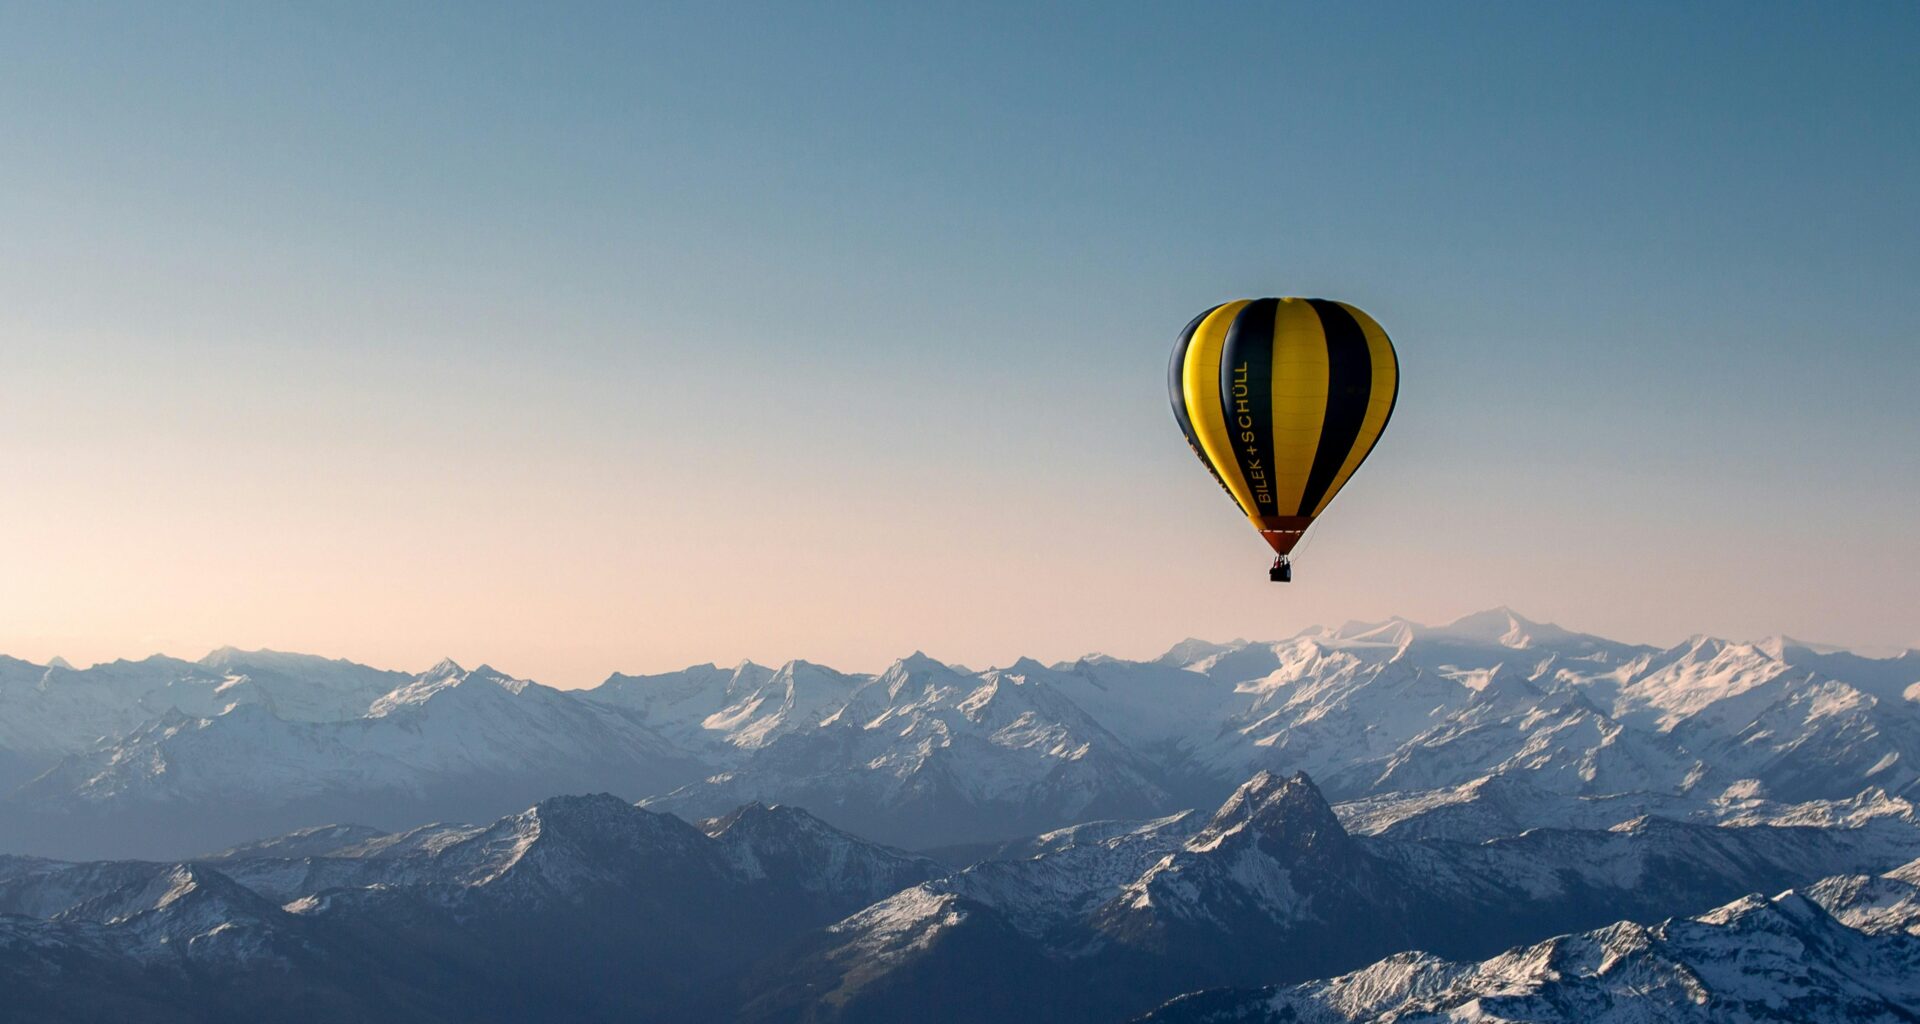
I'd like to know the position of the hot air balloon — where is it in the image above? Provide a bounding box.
[1168,298,1398,582]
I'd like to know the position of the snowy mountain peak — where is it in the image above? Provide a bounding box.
[464,793,712,887]
[893,650,949,673]
[696,801,941,903]
[422,657,466,679]
[773,658,854,681]
[366,662,536,715]
[1700,889,1825,930]
[195,646,347,671]
[198,645,246,664]
[526,791,646,826]
[1433,606,1558,648]
[1146,866,1920,1024]
[704,800,799,835]
[873,652,966,702]
[51,860,282,936]
[1157,638,1243,667]
[704,799,918,856]
[141,863,274,918]
[469,665,533,693]
[1196,771,1351,859]
[205,823,390,862]
[1325,617,1418,648]
[877,651,959,682]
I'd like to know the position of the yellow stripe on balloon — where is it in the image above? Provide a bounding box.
[1265,297,1330,518]
[1182,299,1258,519]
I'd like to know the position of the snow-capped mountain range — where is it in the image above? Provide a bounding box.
[741,770,1920,1022]
[3,608,1918,860]
[3,772,1918,1023]
[1144,857,1920,1023]
[0,792,946,1022]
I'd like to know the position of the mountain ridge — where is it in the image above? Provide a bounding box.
[5,609,1919,861]
[4,769,1920,1023]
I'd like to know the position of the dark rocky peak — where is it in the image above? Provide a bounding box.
[704,801,827,839]
[1197,771,1356,865]
[522,792,688,843]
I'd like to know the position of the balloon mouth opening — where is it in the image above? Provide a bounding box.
[1257,516,1314,555]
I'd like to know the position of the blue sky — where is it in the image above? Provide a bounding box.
[2,2,1915,682]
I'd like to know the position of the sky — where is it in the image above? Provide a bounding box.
[1,2,1916,685]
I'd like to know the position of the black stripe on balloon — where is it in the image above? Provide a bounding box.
[1218,298,1280,515]
[1297,299,1373,516]
[1169,304,1231,491]
[1167,307,1210,445]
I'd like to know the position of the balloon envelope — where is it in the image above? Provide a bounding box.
[1168,298,1398,556]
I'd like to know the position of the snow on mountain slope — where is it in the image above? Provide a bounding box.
[1347,677,1708,799]
[1422,607,1637,658]
[1157,637,1250,670]
[194,648,411,722]
[764,807,1204,994]
[0,651,408,762]
[1210,612,1920,806]
[0,791,974,1024]
[1025,655,1242,762]
[360,792,729,904]
[3,662,713,859]
[1716,785,1918,828]
[1766,641,1920,704]
[587,660,776,746]
[8,769,1920,1024]
[0,859,310,967]
[1333,772,1690,841]
[1108,772,1370,933]
[2,792,943,934]
[1682,679,1920,801]
[1804,857,1920,937]
[734,769,1920,1024]
[1209,638,1476,782]
[904,809,1204,939]
[703,802,943,905]
[1145,878,1920,1023]
[0,858,182,919]
[37,797,704,912]
[201,823,392,861]
[0,793,948,985]
[643,654,1178,848]
[1171,614,1676,797]
[1608,636,1811,732]
[714,660,873,749]
[587,659,865,752]
[1334,774,1919,844]
[9,609,1920,860]
[1001,809,1205,861]
[1105,769,1920,976]
[0,656,227,761]
[1368,810,1920,925]
[22,662,695,807]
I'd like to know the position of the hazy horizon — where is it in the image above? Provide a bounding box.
[7,604,1914,689]
[4,3,1916,686]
